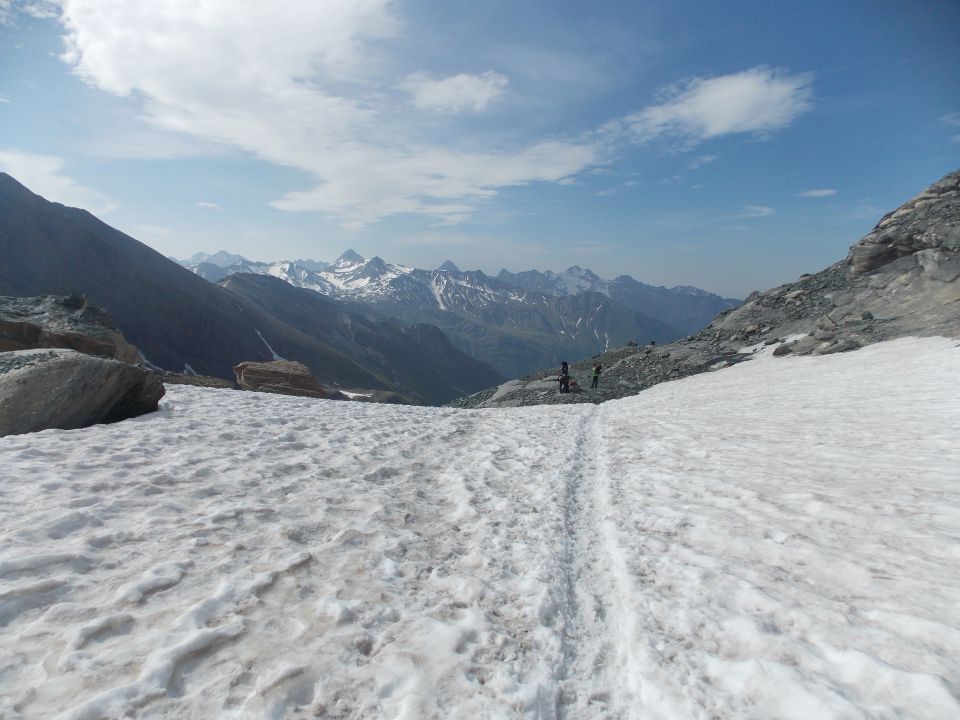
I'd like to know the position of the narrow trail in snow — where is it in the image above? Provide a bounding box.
[556,407,642,719]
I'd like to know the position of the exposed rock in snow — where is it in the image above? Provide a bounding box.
[0,348,165,436]
[233,359,347,400]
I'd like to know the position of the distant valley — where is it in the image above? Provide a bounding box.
[178,250,739,377]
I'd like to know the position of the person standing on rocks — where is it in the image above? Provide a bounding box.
[591,362,602,389]
[558,361,570,393]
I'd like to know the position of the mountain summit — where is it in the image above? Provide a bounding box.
[333,249,365,269]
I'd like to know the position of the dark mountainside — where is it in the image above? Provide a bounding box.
[453,169,960,408]
[0,173,501,404]
[219,274,504,405]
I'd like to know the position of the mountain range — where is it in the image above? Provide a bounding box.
[179,250,738,376]
[0,173,502,404]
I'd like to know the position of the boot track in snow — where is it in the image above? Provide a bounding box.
[553,407,646,719]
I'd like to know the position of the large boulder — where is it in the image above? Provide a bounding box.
[0,294,142,363]
[0,349,165,436]
[233,360,347,400]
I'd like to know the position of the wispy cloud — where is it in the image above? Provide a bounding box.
[624,67,813,146]
[741,204,774,218]
[0,96,10,104]
[195,201,220,209]
[0,149,116,214]
[798,188,836,198]
[941,113,960,143]
[664,153,718,183]
[400,71,508,112]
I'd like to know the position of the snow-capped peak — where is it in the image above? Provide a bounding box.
[333,249,365,270]
[184,250,250,268]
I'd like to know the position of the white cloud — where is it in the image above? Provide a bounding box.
[50,0,598,229]
[45,5,807,230]
[0,96,10,103]
[625,67,813,146]
[741,204,774,218]
[195,201,220,209]
[798,188,836,198]
[401,71,508,112]
[0,149,116,213]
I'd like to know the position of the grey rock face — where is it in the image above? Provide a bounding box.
[234,359,347,400]
[0,349,165,436]
[849,172,960,276]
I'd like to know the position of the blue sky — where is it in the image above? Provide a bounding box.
[1,0,958,297]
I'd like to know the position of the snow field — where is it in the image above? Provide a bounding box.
[0,336,958,719]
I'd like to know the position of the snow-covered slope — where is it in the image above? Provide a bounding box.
[2,337,958,719]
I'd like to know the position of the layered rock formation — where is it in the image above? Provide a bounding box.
[453,170,960,408]
[0,349,165,436]
[234,360,348,400]
[0,294,141,363]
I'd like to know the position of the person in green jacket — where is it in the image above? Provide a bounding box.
[591,362,602,389]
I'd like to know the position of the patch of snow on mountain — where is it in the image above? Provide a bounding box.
[254,329,284,360]
[1,338,958,718]
[430,276,449,310]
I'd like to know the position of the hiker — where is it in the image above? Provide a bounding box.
[558,361,570,393]
[591,362,602,389]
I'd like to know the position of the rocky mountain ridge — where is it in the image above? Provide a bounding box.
[181,249,725,376]
[452,169,960,408]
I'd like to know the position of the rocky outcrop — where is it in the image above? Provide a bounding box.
[0,349,165,436]
[234,360,348,400]
[452,169,960,408]
[0,294,142,362]
[849,172,960,275]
